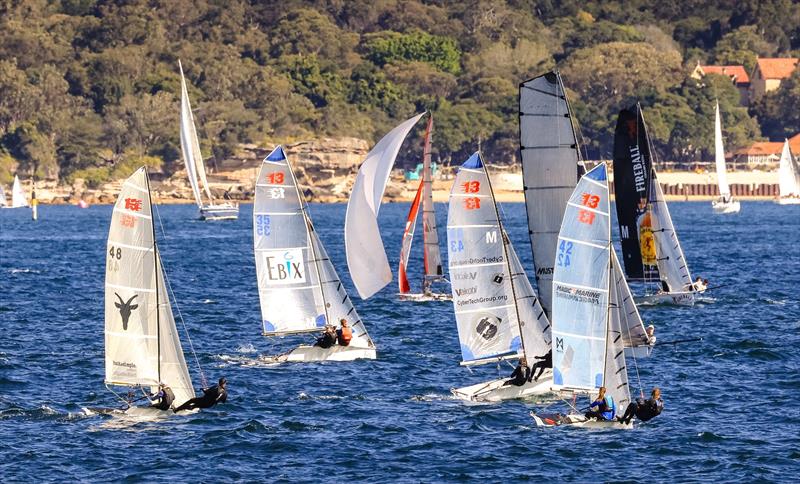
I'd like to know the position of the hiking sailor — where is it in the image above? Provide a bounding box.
[150,383,175,411]
[174,377,228,412]
[503,357,530,387]
[529,349,552,381]
[584,386,616,421]
[618,387,663,424]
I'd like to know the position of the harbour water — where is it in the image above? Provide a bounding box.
[1,201,798,481]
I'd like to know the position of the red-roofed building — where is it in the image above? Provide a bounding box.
[691,63,751,105]
[751,58,799,98]
[733,133,800,166]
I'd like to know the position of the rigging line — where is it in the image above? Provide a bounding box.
[151,197,208,388]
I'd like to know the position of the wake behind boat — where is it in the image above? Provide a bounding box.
[446,152,553,403]
[179,61,238,221]
[255,146,376,363]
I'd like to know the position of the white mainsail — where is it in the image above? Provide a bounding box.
[104,167,195,407]
[778,139,800,198]
[519,72,584,319]
[420,115,443,279]
[649,173,693,292]
[551,163,611,393]
[11,175,28,208]
[179,60,214,207]
[345,113,425,299]
[256,146,374,347]
[714,101,731,199]
[447,152,550,365]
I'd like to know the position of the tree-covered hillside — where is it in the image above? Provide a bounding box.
[1,0,798,184]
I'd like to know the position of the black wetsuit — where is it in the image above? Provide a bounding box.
[619,397,663,424]
[530,350,552,381]
[151,387,175,411]
[503,365,530,386]
[174,385,228,412]
[315,331,336,349]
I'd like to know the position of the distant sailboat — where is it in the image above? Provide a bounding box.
[103,167,197,414]
[711,101,741,214]
[398,114,449,301]
[178,60,238,221]
[447,152,552,402]
[0,183,7,208]
[612,104,702,306]
[256,146,376,362]
[11,175,28,208]
[345,113,426,299]
[776,139,800,204]
[531,163,634,429]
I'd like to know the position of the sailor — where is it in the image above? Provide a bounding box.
[691,277,708,292]
[314,325,337,349]
[646,325,657,345]
[529,349,552,381]
[150,383,175,411]
[503,357,530,387]
[618,387,663,424]
[584,387,615,421]
[337,319,353,347]
[174,377,228,412]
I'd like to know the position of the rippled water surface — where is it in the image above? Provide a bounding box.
[1,201,798,482]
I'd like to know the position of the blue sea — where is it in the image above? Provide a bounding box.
[1,201,798,482]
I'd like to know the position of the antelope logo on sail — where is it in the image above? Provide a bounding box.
[114,293,138,330]
[263,248,306,285]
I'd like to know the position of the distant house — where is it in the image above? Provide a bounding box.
[750,58,799,99]
[733,132,800,166]
[691,63,751,105]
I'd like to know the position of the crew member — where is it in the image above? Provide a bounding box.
[314,325,337,349]
[150,383,175,411]
[646,325,657,345]
[174,377,228,412]
[618,387,663,424]
[585,386,615,421]
[530,349,552,381]
[503,357,529,386]
[337,319,353,347]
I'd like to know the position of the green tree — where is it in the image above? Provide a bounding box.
[751,70,800,140]
[364,30,462,74]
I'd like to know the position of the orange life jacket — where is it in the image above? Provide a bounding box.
[339,326,353,346]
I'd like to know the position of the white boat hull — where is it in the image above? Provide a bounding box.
[262,344,377,363]
[398,292,452,302]
[711,200,740,214]
[531,411,632,430]
[451,370,554,403]
[635,290,695,306]
[199,203,239,220]
[776,196,800,205]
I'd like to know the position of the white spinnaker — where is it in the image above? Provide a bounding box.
[649,173,693,292]
[179,61,213,206]
[0,184,7,207]
[11,175,27,207]
[714,102,730,198]
[610,249,648,348]
[520,72,584,319]
[421,115,443,277]
[254,146,326,334]
[778,139,800,197]
[447,152,522,363]
[104,167,194,406]
[551,163,610,393]
[605,252,632,410]
[345,113,426,299]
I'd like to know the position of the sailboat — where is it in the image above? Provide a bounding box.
[346,112,426,299]
[776,139,800,204]
[711,101,741,214]
[398,114,449,301]
[447,152,552,402]
[255,146,376,362]
[520,71,652,353]
[103,167,197,414]
[178,61,239,221]
[613,104,701,306]
[530,163,634,429]
[11,175,28,208]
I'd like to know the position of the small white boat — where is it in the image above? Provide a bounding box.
[635,290,695,306]
[447,152,554,403]
[179,60,238,221]
[398,292,451,302]
[776,139,800,205]
[531,412,632,429]
[255,146,376,363]
[711,101,740,214]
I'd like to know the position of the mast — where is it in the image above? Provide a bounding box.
[144,167,161,383]
[482,157,528,358]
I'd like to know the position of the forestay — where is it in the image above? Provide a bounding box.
[104,167,194,406]
[11,175,27,208]
[649,173,693,292]
[778,139,800,197]
[447,152,550,365]
[551,163,610,393]
[346,113,425,299]
[714,101,731,199]
[519,72,584,318]
[179,60,213,207]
